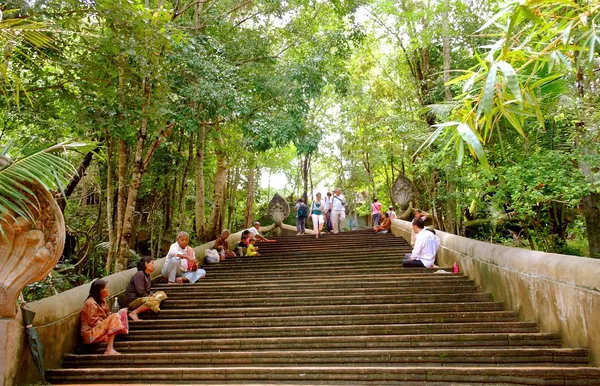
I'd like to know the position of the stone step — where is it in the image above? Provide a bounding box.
[202,257,410,272]
[155,285,480,299]
[125,321,540,338]
[155,272,468,287]
[158,302,505,316]
[201,267,447,278]
[129,311,520,327]
[154,277,475,293]
[46,366,600,384]
[87,332,563,353]
[149,292,494,308]
[212,251,411,264]
[62,348,590,368]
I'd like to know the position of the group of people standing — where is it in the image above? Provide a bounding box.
[294,188,347,238]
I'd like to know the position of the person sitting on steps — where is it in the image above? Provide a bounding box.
[246,237,260,256]
[80,279,129,355]
[162,231,206,284]
[247,221,276,242]
[126,256,167,321]
[213,229,236,258]
[373,212,392,234]
[237,229,251,256]
[402,217,440,268]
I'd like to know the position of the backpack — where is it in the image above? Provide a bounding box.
[297,204,308,218]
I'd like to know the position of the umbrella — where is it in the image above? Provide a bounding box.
[21,306,46,384]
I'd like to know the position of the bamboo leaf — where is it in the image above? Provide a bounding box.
[476,2,517,33]
[503,6,522,54]
[477,63,498,126]
[496,60,522,106]
[456,123,489,168]
[563,20,574,45]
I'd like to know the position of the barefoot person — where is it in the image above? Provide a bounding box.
[80,280,129,355]
[126,257,167,321]
[162,231,206,284]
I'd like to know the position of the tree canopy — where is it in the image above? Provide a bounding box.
[2,0,599,300]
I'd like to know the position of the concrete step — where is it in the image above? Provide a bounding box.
[155,285,480,300]
[88,332,564,353]
[202,258,410,272]
[125,321,540,338]
[129,311,521,327]
[154,277,476,293]
[201,267,449,279]
[46,366,600,384]
[146,292,494,308]
[158,302,506,316]
[155,272,469,287]
[62,348,590,368]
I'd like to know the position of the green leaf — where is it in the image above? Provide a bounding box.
[562,20,574,45]
[477,63,498,126]
[476,2,518,33]
[456,123,489,169]
[503,6,522,54]
[496,60,522,106]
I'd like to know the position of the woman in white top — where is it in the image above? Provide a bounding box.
[310,192,325,238]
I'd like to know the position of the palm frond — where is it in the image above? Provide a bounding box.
[0,142,93,241]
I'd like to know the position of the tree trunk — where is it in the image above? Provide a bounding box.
[195,121,207,239]
[207,132,228,240]
[243,155,256,228]
[113,138,129,272]
[178,136,194,231]
[575,65,600,258]
[301,153,310,203]
[57,149,98,211]
[104,131,115,273]
[442,0,452,102]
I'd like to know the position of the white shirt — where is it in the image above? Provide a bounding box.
[166,242,186,264]
[323,196,331,211]
[411,229,440,268]
[388,210,397,219]
[247,227,259,237]
[331,194,345,212]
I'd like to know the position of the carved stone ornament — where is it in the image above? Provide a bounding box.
[268,193,290,226]
[391,174,416,208]
[0,181,65,317]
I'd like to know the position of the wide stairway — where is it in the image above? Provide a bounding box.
[48,230,600,385]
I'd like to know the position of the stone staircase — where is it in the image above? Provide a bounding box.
[47,230,600,385]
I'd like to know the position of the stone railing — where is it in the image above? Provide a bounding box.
[10,224,275,386]
[391,218,600,365]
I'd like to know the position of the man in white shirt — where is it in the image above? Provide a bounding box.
[246,221,275,242]
[402,218,440,268]
[162,231,206,283]
[330,188,346,234]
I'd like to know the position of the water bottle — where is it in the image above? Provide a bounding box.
[220,250,225,261]
[112,297,120,314]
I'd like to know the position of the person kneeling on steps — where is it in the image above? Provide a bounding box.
[402,218,439,268]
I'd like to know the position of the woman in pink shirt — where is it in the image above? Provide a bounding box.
[371,198,383,227]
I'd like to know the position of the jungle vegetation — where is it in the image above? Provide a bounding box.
[1,0,599,300]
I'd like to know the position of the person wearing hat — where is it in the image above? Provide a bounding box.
[388,206,397,219]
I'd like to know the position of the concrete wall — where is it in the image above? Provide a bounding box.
[10,224,275,386]
[391,218,600,365]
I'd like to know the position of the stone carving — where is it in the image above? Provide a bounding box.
[0,181,65,317]
[391,174,416,209]
[268,193,290,226]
